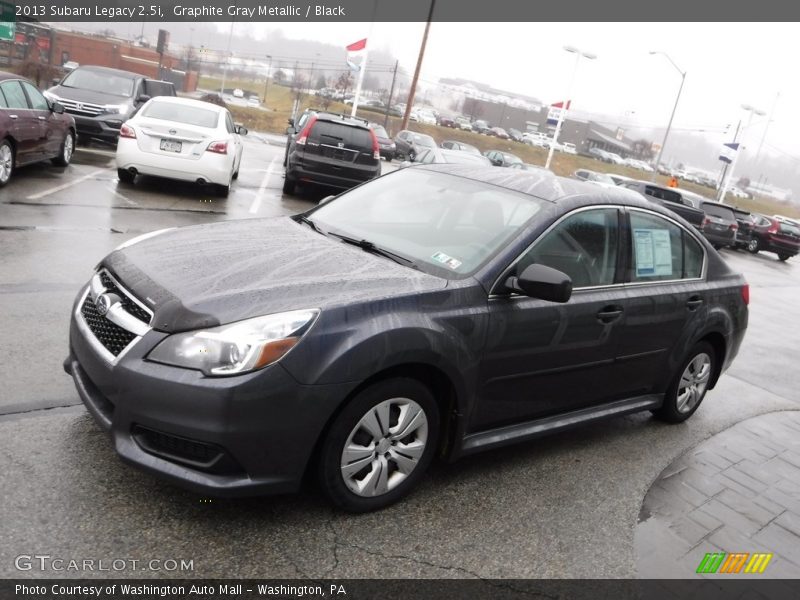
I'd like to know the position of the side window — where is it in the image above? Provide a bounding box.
[576,170,587,180]
[517,208,620,288]
[20,81,49,111]
[0,81,30,109]
[0,87,7,108]
[629,212,700,282]
[418,149,435,164]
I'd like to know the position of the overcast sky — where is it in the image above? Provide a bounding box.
[229,21,796,161]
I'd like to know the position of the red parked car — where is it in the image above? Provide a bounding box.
[0,72,75,186]
[747,214,800,261]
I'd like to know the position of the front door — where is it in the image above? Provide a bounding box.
[473,207,629,431]
[0,80,39,164]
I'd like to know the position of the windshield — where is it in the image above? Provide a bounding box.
[502,153,522,164]
[413,134,436,147]
[372,125,389,138]
[590,172,615,184]
[61,69,135,98]
[141,101,220,128]
[310,169,546,277]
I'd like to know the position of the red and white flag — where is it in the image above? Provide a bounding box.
[346,38,367,72]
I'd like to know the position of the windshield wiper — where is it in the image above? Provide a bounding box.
[295,214,323,234]
[327,232,417,268]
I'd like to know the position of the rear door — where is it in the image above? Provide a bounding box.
[614,208,708,396]
[302,120,376,179]
[0,80,39,164]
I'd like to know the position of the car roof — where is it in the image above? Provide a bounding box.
[0,71,30,82]
[414,164,660,207]
[314,112,370,128]
[146,96,226,113]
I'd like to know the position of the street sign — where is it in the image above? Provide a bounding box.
[0,1,15,42]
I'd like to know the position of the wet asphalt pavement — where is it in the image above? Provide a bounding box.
[0,137,798,578]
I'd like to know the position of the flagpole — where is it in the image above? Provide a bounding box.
[350,37,369,117]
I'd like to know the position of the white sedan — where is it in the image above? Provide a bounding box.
[115,96,246,197]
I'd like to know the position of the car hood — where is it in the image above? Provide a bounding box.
[101,218,447,333]
[49,85,134,106]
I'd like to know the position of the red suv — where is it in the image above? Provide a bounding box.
[747,215,800,261]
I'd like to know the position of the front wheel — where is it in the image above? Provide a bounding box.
[778,253,791,262]
[52,131,74,167]
[653,342,715,423]
[318,378,440,512]
[0,139,14,187]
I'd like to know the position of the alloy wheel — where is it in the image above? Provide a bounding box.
[676,353,711,414]
[0,144,12,183]
[63,134,74,163]
[340,397,428,497]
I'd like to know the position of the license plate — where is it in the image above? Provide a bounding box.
[160,139,182,153]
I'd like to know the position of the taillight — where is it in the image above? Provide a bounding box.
[294,116,317,146]
[741,283,749,306]
[119,123,136,139]
[369,128,380,160]
[206,141,228,155]
[729,223,738,230]
[702,217,710,227]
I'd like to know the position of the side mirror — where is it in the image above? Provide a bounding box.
[50,101,65,114]
[504,264,572,303]
[235,124,248,136]
[319,195,336,206]
[51,78,61,87]
[287,118,295,127]
[136,94,151,104]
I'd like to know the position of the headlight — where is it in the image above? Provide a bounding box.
[43,90,58,102]
[147,309,319,376]
[104,103,129,115]
[114,228,175,251]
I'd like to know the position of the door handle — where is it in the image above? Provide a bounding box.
[686,296,704,310]
[9,114,18,119]
[597,306,624,323]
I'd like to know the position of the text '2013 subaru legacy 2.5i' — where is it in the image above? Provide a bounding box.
[65,165,749,512]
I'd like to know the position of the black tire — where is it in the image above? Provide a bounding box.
[318,377,440,512]
[778,253,791,262]
[653,341,716,424]
[0,139,14,187]
[232,170,239,180]
[51,131,74,167]
[215,183,230,198]
[408,150,416,161]
[282,175,296,195]
[283,144,290,167]
[385,156,392,163]
[117,168,135,184]
[747,238,760,254]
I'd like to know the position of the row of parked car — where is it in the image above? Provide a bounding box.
[571,169,800,262]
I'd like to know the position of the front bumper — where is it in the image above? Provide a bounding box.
[70,113,126,144]
[66,293,354,497]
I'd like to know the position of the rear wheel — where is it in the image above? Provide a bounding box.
[747,238,760,254]
[0,140,14,187]
[52,131,74,167]
[653,342,715,423]
[282,175,296,195]
[778,253,791,262]
[117,168,135,184]
[318,378,439,512]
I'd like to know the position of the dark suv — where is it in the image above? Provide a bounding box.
[284,112,380,195]
[44,66,176,145]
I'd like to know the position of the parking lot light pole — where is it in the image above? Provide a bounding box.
[649,51,686,182]
[718,104,766,203]
[263,55,272,105]
[545,45,595,170]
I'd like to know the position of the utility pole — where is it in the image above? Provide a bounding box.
[220,20,235,95]
[383,59,399,130]
[401,0,436,131]
[649,52,686,182]
[262,55,272,105]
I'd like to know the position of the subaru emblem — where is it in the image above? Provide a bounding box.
[95,293,113,316]
[338,142,344,148]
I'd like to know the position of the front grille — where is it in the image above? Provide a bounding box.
[80,296,137,356]
[99,271,151,324]
[58,97,105,116]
